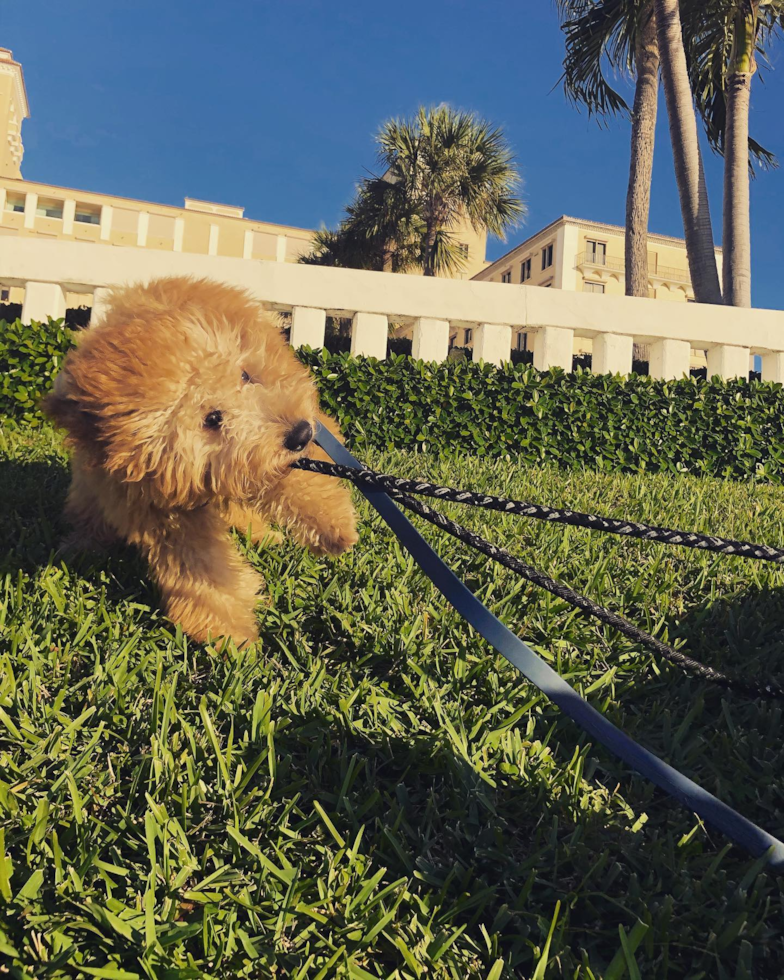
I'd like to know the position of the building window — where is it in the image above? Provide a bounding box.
[36,199,64,219]
[5,195,25,213]
[541,243,553,270]
[456,242,469,260]
[586,240,607,265]
[1,288,9,301]
[464,328,473,345]
[501,269,512,284]
[74,206,101,225]
[515,331,528,351]
[583,281,605,294]
[520,257,532,282]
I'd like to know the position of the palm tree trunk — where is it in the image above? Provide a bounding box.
[654,0,723,304]
[625,2,660,298]
[722,6,757,308]
[422,222,438,276]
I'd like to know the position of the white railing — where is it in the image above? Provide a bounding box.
[4,236,784,381]
[576,250,693,286]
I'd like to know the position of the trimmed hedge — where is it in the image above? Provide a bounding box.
[0,318,73,427]
[299,348,784,482]
[3,317,784,481]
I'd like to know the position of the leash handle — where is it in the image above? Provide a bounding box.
[314,423,784,872]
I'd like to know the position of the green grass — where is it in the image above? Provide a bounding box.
[2,422,784,979]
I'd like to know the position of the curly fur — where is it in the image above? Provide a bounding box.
[44,276,358,645]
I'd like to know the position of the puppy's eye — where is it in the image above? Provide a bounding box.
[241,370,250,384]
[203,410,223,429]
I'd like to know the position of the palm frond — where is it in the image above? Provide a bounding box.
[685,0,782,172]
[557,0,647,118]
[428,228,469,277]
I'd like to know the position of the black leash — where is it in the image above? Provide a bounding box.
[293,459,784,564]
[311,426,784,870]
[292,457,784,701]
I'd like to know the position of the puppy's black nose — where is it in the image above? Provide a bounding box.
[284,419,313,453]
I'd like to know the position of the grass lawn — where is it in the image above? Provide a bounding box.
[2,422,784,979]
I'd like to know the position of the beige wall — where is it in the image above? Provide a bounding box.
[474,217,723,309]
[574,227,703,302]
[0,176,315,280]
[475,224,559,289]
[446,217,488,280]
[0,73,20,178]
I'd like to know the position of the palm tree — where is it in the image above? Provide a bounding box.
[301,106,523,277]
[627,4,662,297]
[559,0,778,306]
[376,106,525,276]
[300,178,422,272]
[686,1,783,306]
[298,227,380,270]
[343,175,427,274]
[557,0,660,298]
[654,0,724,303]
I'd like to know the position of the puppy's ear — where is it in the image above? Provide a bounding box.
[42,372,104,456]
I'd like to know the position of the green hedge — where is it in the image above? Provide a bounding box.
[3,318,784,481]
[303,349,784,482]
[0,318,73,427]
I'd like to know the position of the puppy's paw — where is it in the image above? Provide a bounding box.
[168,595,261,649]
[213,625,260,651]
[309,522,359,557]
[56,526,118,560]
[205,620,260,649]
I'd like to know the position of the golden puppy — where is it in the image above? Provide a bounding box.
[44,276,358,645]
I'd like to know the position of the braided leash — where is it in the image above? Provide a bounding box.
[311,426,784,869]
[293,458,784,564]
[292,457,784,700]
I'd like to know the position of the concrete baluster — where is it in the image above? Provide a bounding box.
[412,317,450,362]
[351,312,388,359]
[22,281,67,323]
[473,323,513,366]
[532,325,574,371]
[290,306,326,349]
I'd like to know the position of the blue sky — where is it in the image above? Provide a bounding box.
[7,0,784,309]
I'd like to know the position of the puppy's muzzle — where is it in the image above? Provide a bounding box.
[284,419,313,453]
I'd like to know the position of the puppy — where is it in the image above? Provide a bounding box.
[44,276,358,645]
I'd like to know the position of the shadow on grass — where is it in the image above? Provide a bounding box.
[0,456,70,565]
[271,592,784,974]
[289,570,784,894]
[566,581,784,866]
[251,697,656,972]
[5,451,784,807]
[0,454,155,605]
[626,579,784,720]
[675,582,784,682]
